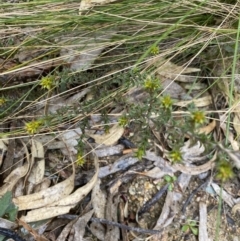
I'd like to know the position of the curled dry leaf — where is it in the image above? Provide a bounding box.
[87,124,124,146]
[180,140,205,162]
[19,155,99,222]
[13,165,75,211]
[172,151,217,175]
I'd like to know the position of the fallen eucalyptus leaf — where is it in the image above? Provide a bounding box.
[87,124,124,146]
[19,155,98,222]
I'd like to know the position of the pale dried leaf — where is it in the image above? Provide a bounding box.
[87,124,124,146]
[173,151,217,175]
[174,95,212,107]
[0,218,17,229]
[220,115,239,151]
[199,202,209,241]
[211,183,235,207]
[217,143,240,168]
[20,156,98,222]
[56,219,75,241]
[27,140,45,190]
[92,179,107,219]
[21,140,31,188]
[32,139,44,159]
[27,159,45,186]
[72,210,94,241]
[79,0,118,14]
[197,120,216,135]
[180,140,205,162]
[233,113,240,136]
[0,163,29,196]
[154,173,191,231]
[144,151,175,173]
[13,167,75,211]
[161,79,190,100]
[90,222,105,241]
[146,56,200,78]
[0,139,8,166]
[37,89,90,114]
[61,128,82,156]
[95,145,124,157]
[144,166,174,179]
[61,48,104,71]
[59,31,116,71]
[34,178,51,193]
[105,194,120,241]
[14,179,24,197]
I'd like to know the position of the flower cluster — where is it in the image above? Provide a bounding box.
[169,148,182,163]
[39,75,55,90]
[25,120,43,134]
[144,77,160,92]
[216,159,234,182]
[161,95,173,109]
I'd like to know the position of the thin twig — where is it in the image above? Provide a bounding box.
[90,217,163,234]
[138,184,169,216]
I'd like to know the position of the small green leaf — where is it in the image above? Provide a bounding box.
[6,203,18,222]
[164,175,172,183]
[0,192,12,217]
[168,183,173,191]
[190,226,198,236]
[181,225,189,232]
[0,235,6,241]
[189,220,197,226]
[172,176,177,181]
[0,192,18,222]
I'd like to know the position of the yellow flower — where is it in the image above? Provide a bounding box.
[150,46,159,55]
[216,160,234,182]
[25,120,43,134]
[119,116,128,127]
[39,75,55,90]
[191,110,206,125]
[76,153,86,167]
[0,98,6,106]
[161,95,173,109]
[169,149,182,163]
[144,77,160,91]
